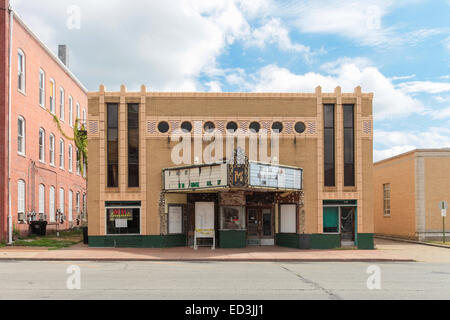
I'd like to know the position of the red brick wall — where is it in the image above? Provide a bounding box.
[0,0,9,242]
[9,13,88,237]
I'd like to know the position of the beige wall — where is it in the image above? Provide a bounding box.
[374,153,416,238]
[88,87,373,237]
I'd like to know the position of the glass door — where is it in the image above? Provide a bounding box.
[247,208,259,237]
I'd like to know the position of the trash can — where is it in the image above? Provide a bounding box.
[83,226,88,245]
[30,221,48,236]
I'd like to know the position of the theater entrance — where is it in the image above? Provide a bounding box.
[247,207,274,246]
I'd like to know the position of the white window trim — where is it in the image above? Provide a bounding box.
[49,134,55,166]
[59,87,65,122]
[17,116,26,156]
[59,139,65,169]
[18,49,26,94]
[68,190,73,221]
[39,184,45,215]
[18,180,26,214]
[68,144,73,173]
[49,186,55,222]
[76,103,80,128]
[69,96,73,128]
[39,128,45,163]
[49,79,55,114]
[39,69,45,108]
[59,188,65,214]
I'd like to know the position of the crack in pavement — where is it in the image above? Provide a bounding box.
[279,265,342,300]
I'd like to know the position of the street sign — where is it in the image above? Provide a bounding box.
[439,201,448,210]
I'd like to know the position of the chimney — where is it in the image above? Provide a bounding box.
[58,45,69,67]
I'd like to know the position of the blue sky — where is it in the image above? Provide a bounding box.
[10,0,450,161]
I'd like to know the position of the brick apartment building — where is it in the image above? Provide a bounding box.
[0,0,88,242]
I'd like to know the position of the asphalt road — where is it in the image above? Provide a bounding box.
[1,261,449,300]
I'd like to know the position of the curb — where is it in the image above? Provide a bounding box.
[375,235,450,249]
[0,257,415,263]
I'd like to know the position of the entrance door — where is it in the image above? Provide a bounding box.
[340,207,355,246]
[247,207,273,245]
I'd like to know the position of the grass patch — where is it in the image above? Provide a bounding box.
[14,229,83,249]
[0,243,5,248]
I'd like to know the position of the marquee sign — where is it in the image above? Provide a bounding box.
[163,163,228,191]
[249,162,303,190]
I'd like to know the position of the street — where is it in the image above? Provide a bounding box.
[1,260,450,300]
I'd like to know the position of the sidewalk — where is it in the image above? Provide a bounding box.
[0,242,415,262]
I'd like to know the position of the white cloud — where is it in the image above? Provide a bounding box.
[205,81,223,92]
[240,60,424,119]
[374,128,450,161]
[434,95,450,103]
[397,81,450,94]
[443,36,450,51]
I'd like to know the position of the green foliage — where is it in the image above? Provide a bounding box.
[49,111,88,176]
[13,238,79,249]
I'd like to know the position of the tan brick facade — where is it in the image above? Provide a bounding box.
[88,85,374,249]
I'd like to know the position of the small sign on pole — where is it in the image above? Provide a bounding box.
[439,201,448,243]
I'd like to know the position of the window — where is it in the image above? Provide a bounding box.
[39,184,45,215]
[344,104,355,186]
[106,207,140,235]
[280,204,296,233]
[76,192,80,216]
[18,116,25,155]
[181,121,192,133]
[76,103,80,128]
[68,144,73,172]
[49,186,55,221]
[68,96,73,127]
[68,190,73,221]
[82,193,86,219]
[168,205,183,234]
[39,128,45,162]
[295,122,306,134]
[204,121,215,133]
[128,104,139,187]
[158,121,169,133]
[59,87,65,121]
[39,69,45,107]
[249,122,261,133]
[59,139,64,169]
[272,122,283,133]
[18,50,25,92]
[76,148,80,175]
[107,104,119,187]
[226,121,238,133]
[220,206,245,230]
[49,79,55,114]
[323,207,339,233]
[49,134,55,165]
[324,104,335,187]
[18,180,25,214]
[383,184,391,216]
[82,109,86,124]
[59,188,65,216]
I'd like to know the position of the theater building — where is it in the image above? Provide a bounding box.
[87,85,374,249]
[374,149,450,240]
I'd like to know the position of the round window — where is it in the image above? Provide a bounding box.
[295,122,306,134]
[226,122,238,133]
[204,121,215,133]
[181,121,192,133]
[157,121,169,133]
[272,122,283,133]
[249,122,261,133]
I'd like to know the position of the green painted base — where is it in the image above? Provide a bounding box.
[309,234,341,249]
[89,234,187,248]
[356,233,374,250]
[219,230,247,248]
[275,234,300,249]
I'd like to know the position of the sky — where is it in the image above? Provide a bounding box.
[10,0,450,162]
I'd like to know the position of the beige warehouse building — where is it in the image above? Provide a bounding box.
[86,85,374,249]
[374,149,450,240]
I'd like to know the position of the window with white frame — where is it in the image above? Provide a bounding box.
[18,50,25,92]
[39,184,45,215]
[59,188,65,215]
[76,103,80,128]
[18,180,25,215]
[59,87,65,121]
[68,144,73,172]
[383,183,391,216]
[68,96,73,127]
[279,204,297,233]
[39,69,45,107]
[68,190,73,221]
[49,79,55,114]
[82,108,86,124]
[39,128,45,162]
[82,193,86,219]
[17,116,25,155]
[49,186,55,221]
[76,148,80,175]
[59,139,64,169]
[49,134,55,165]
[76,192,80,216]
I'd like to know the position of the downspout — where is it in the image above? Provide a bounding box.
[7,7,13,244]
